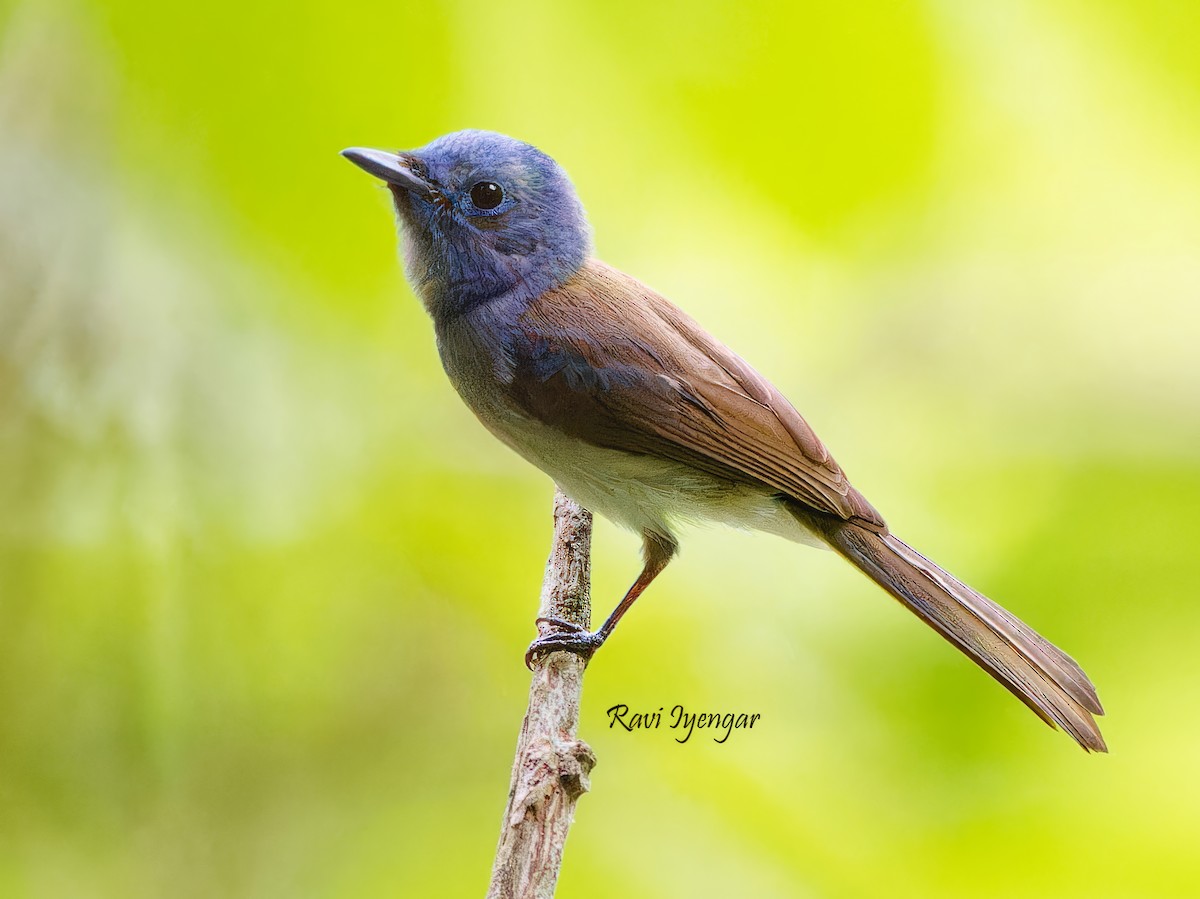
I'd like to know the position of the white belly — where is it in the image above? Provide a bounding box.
[496,415,826,549]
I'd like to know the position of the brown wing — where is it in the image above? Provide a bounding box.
[510,259,885,529]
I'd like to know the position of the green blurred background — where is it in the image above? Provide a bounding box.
[2,0,1198,896]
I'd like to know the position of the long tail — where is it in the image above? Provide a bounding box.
[802,514,1106,752]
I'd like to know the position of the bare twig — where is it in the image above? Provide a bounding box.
[487,490,596,899]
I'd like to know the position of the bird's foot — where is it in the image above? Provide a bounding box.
[524,617,605,669]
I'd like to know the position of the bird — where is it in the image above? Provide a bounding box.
[342,129,1106,752]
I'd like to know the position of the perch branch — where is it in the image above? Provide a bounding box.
[486,490,596,899]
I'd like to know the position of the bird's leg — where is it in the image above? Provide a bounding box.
[525,530,677,668]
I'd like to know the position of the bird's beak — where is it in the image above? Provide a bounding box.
[341,147,435,198]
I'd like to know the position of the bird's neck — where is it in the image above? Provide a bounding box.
[421,243,587,326]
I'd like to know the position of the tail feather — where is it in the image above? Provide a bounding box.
[882,535,1104,717]
[808,516,1106,752]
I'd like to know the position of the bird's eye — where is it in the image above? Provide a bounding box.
[470,181,504,211]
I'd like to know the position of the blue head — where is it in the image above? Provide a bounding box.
[343,130,591,319]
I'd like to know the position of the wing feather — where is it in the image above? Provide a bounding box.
[510,259,884,528]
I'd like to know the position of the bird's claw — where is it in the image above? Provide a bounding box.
[534,615,586,634]
[525,618,604,669]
